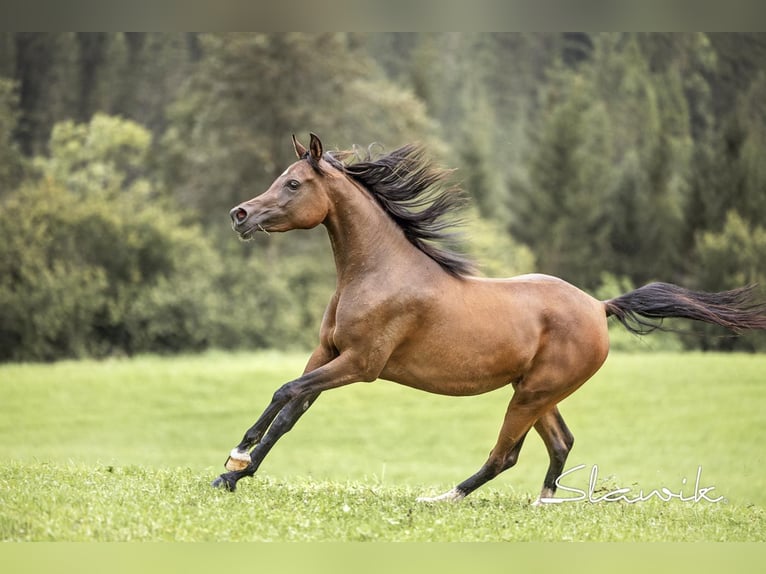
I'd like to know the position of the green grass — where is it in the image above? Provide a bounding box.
[1,350,765,541]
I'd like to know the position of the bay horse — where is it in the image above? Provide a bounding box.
[214,133,766,503]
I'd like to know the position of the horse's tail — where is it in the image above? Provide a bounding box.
[603,282,766,336]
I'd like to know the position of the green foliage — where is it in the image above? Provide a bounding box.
[511,68,613,289]
[599,38,690,285]
[2,34,766,358]
[692,212,766,351]
[0,179,220,360]
[695,211,766,291]
[0,116,220,360]
[462,208,536,278]
[34,113,153,198]
[0,113,343,360]
[685,76,766,248]
[0,78,23,191]
[0,181,106,359]
[211,237,337,351]
[511,36,701,290]
[456,84,506,220]
[161,33,441,233]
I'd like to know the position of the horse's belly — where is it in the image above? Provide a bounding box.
[379,330,535,396]
[380,366,515,396]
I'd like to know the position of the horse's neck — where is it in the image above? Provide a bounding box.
[323,180,422,284]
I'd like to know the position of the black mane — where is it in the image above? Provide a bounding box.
[323,145,475,278]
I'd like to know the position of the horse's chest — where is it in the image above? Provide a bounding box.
[325,288,424,352]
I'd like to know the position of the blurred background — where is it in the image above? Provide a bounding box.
[1,32,765,361]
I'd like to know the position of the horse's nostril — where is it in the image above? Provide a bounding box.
[231,207,248,224]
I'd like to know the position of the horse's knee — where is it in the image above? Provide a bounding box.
[271,383,297,404]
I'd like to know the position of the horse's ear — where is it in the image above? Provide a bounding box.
[292,134,307,159]
[309,132,323,163]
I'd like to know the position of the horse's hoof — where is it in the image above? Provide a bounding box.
[224,449,251,472]
[211,475,237,492]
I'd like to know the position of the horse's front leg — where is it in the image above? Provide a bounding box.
[223,346,334,468]
[211,392,320,491]
[212,350,373,491]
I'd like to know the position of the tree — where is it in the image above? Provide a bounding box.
[75,33,109,121]
[12,33,75,155]
[4,33,766,358]
[0,78,23,192]
[692,212,766,351]
[34,113,153,198]
[509,66,613,289]
[161,33,441,233]
[109,33,196,134]
[591,35,692,285]
[684,71,766,262]
[0,115,220,360]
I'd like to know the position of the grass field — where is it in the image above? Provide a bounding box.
[0,350,764,541]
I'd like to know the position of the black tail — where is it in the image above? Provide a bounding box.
[604,282,766,336]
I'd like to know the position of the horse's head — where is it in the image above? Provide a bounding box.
[230,133,333,239]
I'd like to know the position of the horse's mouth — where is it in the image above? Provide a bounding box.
[237,223,269,240]
[237,226,258,241]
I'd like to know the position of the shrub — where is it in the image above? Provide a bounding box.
[0,179,222,360]
[693,211,766,351]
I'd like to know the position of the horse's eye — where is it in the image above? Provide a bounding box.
[287,179,301,191]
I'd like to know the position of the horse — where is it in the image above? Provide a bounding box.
[213,132,766,503]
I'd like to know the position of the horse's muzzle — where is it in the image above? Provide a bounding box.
[230,204,269,239]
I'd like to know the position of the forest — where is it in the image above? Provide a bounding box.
[1,32,765,361]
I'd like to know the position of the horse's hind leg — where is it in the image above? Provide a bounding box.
[417,349,598,504]
[417,386,552,502]
[532,406,574,505]
[417,430,529,502]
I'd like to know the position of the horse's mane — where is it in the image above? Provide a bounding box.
[322,144,475,278]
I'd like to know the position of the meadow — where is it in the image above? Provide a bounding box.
[0,350,764,542]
